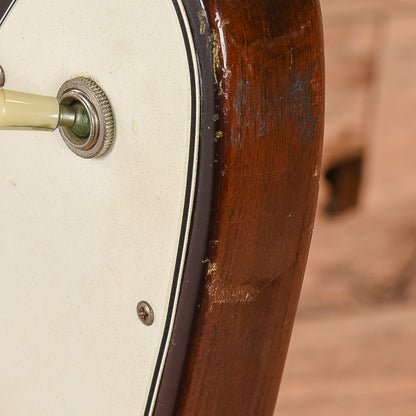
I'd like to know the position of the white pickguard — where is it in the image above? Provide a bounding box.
[0,1,198,414]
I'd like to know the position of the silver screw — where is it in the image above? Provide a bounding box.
[136,301,154,326]
[0,66,5,87]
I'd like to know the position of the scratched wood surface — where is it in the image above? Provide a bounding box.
[155,1,325,415]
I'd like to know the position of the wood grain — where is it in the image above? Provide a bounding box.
[155,1,325,414]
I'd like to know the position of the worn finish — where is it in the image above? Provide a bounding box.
[155,0,325,415]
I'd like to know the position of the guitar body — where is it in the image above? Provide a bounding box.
[0,0,324,415]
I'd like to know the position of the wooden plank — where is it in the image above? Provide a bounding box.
[365,15,416,210]
[277,305,416,416]
[276,5,416,416]
[321,0,416,20]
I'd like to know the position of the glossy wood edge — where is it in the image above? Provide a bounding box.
[154,0,325,414]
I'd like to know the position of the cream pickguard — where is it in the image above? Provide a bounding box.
[0,1,198,414]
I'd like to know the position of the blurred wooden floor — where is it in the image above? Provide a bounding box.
[277,305,416,416]
[275,0,416,414]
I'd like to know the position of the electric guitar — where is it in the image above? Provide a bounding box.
[0,1,324,414]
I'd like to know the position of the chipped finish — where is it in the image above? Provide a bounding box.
[205,275,260,307]
[197,10,208,35]
[155,1,324,415]
[209,30,221,86]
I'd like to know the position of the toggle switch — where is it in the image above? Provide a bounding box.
[0,76,115,158]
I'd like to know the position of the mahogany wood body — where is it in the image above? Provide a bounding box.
[155,1,325,414]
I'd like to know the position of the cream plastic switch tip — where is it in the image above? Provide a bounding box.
[0,89,60,131]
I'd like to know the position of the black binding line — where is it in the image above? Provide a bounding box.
[144,1,198,414]
[0,0,17,28]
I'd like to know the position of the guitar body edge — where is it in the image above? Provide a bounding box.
[155,0,325,415]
